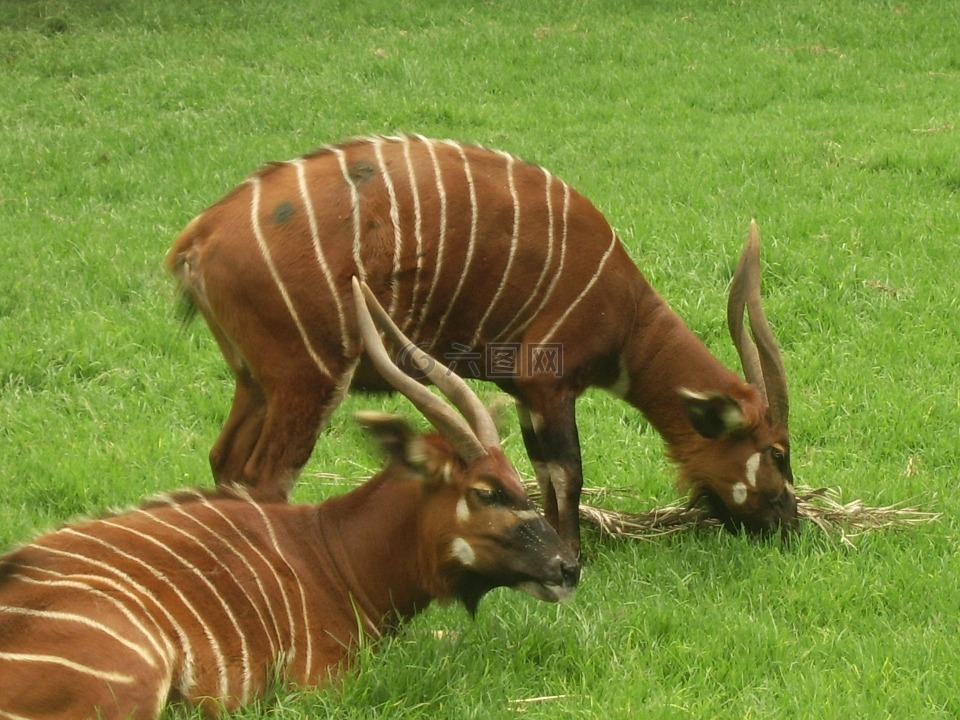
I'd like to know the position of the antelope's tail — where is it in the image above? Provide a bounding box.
[166,216,207,325]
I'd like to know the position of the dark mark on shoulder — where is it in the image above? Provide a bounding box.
[272,201,296,224]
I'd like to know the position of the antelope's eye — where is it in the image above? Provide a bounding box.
[471,486,500,505]
[769,444,789,471]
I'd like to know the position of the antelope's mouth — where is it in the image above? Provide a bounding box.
[514,558,580,603]
[694,487,798,537]
[514,579,576,603]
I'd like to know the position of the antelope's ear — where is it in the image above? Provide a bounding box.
[678,388,746,439]
[354,411,428,469]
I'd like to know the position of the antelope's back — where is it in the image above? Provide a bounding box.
[185,136,640,376]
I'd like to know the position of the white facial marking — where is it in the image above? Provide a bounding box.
[732,481,748,505]
[514,509,541,521]
[745,452,761,487]
[456,497,470,523]
[450,538,476,566]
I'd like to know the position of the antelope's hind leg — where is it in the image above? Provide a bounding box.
[210,364,267,488]
[203,310,355,500]
[239,360,358,501]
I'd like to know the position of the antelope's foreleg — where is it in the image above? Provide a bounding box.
[516,401,558,524]
[516,393,583,557]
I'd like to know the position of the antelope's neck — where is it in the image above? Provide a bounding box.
[619,287,744,447]
[314,477,432,636]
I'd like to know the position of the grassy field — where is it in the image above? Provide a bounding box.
[2,0,959,717]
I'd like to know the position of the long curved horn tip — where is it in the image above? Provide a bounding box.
[351,276,365,314]
[354,409,400,424]
[359,280,379,309]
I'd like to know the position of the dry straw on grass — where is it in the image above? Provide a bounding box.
[524,483,939,547]
[306,471,938,547]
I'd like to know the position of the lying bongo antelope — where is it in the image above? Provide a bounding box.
[0,280,579,720]
[167,134,797,554]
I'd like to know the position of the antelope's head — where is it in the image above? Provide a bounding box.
[353,278,580,614]
[678,221,798,535]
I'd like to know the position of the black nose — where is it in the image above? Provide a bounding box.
[561,560,581,589]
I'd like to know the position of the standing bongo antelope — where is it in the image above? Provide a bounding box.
[0,281,579,720]
[167,134,797,554]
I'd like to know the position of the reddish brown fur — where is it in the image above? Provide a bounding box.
[167,135,796,553]
[0,423,577,719]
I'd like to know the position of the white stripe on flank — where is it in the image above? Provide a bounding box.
[248,175,331,377]
[0,602,158,668]
[400,136,425,332]
[328,144,365,283]
[471,151,520,347]
[0,651,135,684]
[246,502,314,680]
[433,140,479,344]
[495,166,557,342]
[195,497,300,674]
[372,137,404,316]
[539,227,618,345]
[11,571,172,667]
[29,542,196,696]
[522,181,571,336]
[0,706,39,720]
[170,503,282,659]
[411,136,448,344]
[131,510,254,702]
[292,157,351,354]
[60,528,215,697]
[98,519,238,701]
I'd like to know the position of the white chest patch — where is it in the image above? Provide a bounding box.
[731,481,748,505]
[450,537,476,566]
[745,452,761,487]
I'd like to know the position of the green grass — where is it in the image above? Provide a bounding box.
[2,0,959,717]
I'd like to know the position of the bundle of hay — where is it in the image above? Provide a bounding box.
[525,483,939,546]
[308,471,938,546]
